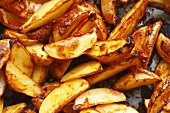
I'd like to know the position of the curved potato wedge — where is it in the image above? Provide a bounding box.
[2,103,27,113]
[39,79,89,113]
[10,42,34,77]
[113,68,161,90]
[156,33,170,64]
[101,0,117,24]
[107,0,148,40]
[80,108,99,113]
[26,42,54,66]
[61,61,103,82]
[73,88,126,110]
[0,69,6,96]
[5,61,42,97]
[44,29,97,60]
[0,9,27,31]
[19,0,74,33]
[0,39,10,70]
[95,104,139,113]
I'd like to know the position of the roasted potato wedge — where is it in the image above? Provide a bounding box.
[44,29,97,60]
[163,102,170,112]
[107,0,148,40]
[0,0,28,19]
[31,64,49,85]
[0,69,6,96]
[95,104,139,113]
[5,61,42,97]
[61,61,103,82]
[113,68,160,90]
[101,0,117,24]
[10,42,33,77]
[19,0,74,33]
[0,39,10,70]
[0,9,27,31]
[39,78,89,113]
[0,97,3,113]
[80,108,99,113]
[156,33,170,64]
[2,102,27,113]
[49,59,72,79]
[73,88,126,110]
[26,42,54,66]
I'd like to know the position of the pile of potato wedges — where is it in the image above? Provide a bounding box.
[0,0,170,113]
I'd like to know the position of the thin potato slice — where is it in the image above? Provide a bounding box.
[44,29,98,60]
[156,33,170,64]
[101,0,117,24]
[113,68,161,90]
[86,58,139,86]
[61,61,103,82]
[19,0,74,33]
[80,108,99,113]
[26,42,54,66]
[0,97,3,113]
[31,64,49,85]
[73,88,126,110]
[95,104,139,113]
[39,79,89,113]
[107,0,148,40]
[5,61,42,97]
[49,59,72,79]
[2,102,27,113]
[10,42,33,77]
[0,39,10,70]
[0,69,6,96]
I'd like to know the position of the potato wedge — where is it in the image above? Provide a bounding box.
[19,0,74,33]
[5,61,42,97]
[80,108,99,113]
[164,102,170,111]
[0,9,27,31]
[0,0,28,19]
[101,0,117,24]
[26,42,54,66]
[49,59,72,79]
[107,0,148,40]
[31,64,49,85]
[113,68,161,90]
[86,57,139,86]
[0,39,10,70]
[39,78,89,113]
[73,88,126,110]
[95,104,139,113]
[156,33,170,64]
[0,97,3,113]
[10,42,33,77]
[2,103,27,113]
[0,69,6,96]
[44,29,97,60]
[61,61,103,82]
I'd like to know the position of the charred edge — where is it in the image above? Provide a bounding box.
[88,13,96,20]
[117,48,123,54]
[126,35,133,46]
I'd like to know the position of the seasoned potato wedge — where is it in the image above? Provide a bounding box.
[2,102,27,113]
[0,9,27,31]
[5,61,42,97]
[86,58,139,86]
[0,0,28,19]
[10,42,33,77]
[80,108,99,113]
[0,97,3,113]
[113,68,160,90]
[0,39,10,70]
[39,79,89,113]
[26,42,54,66]
[0,69,6,96]
[19,0,74,33]
[49,59,72,79]
[101,0,117,24]
[73,88,126,110]
[44,29,97,60]
[61,61,103,82]
[31,64,49,85]
[107,0,148,40]
[156,33,170,64]
[131,21,162,69]
[95,104,139,113]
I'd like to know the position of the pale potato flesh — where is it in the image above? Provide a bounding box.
[2,103,27,113]
[73,88,126,110]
